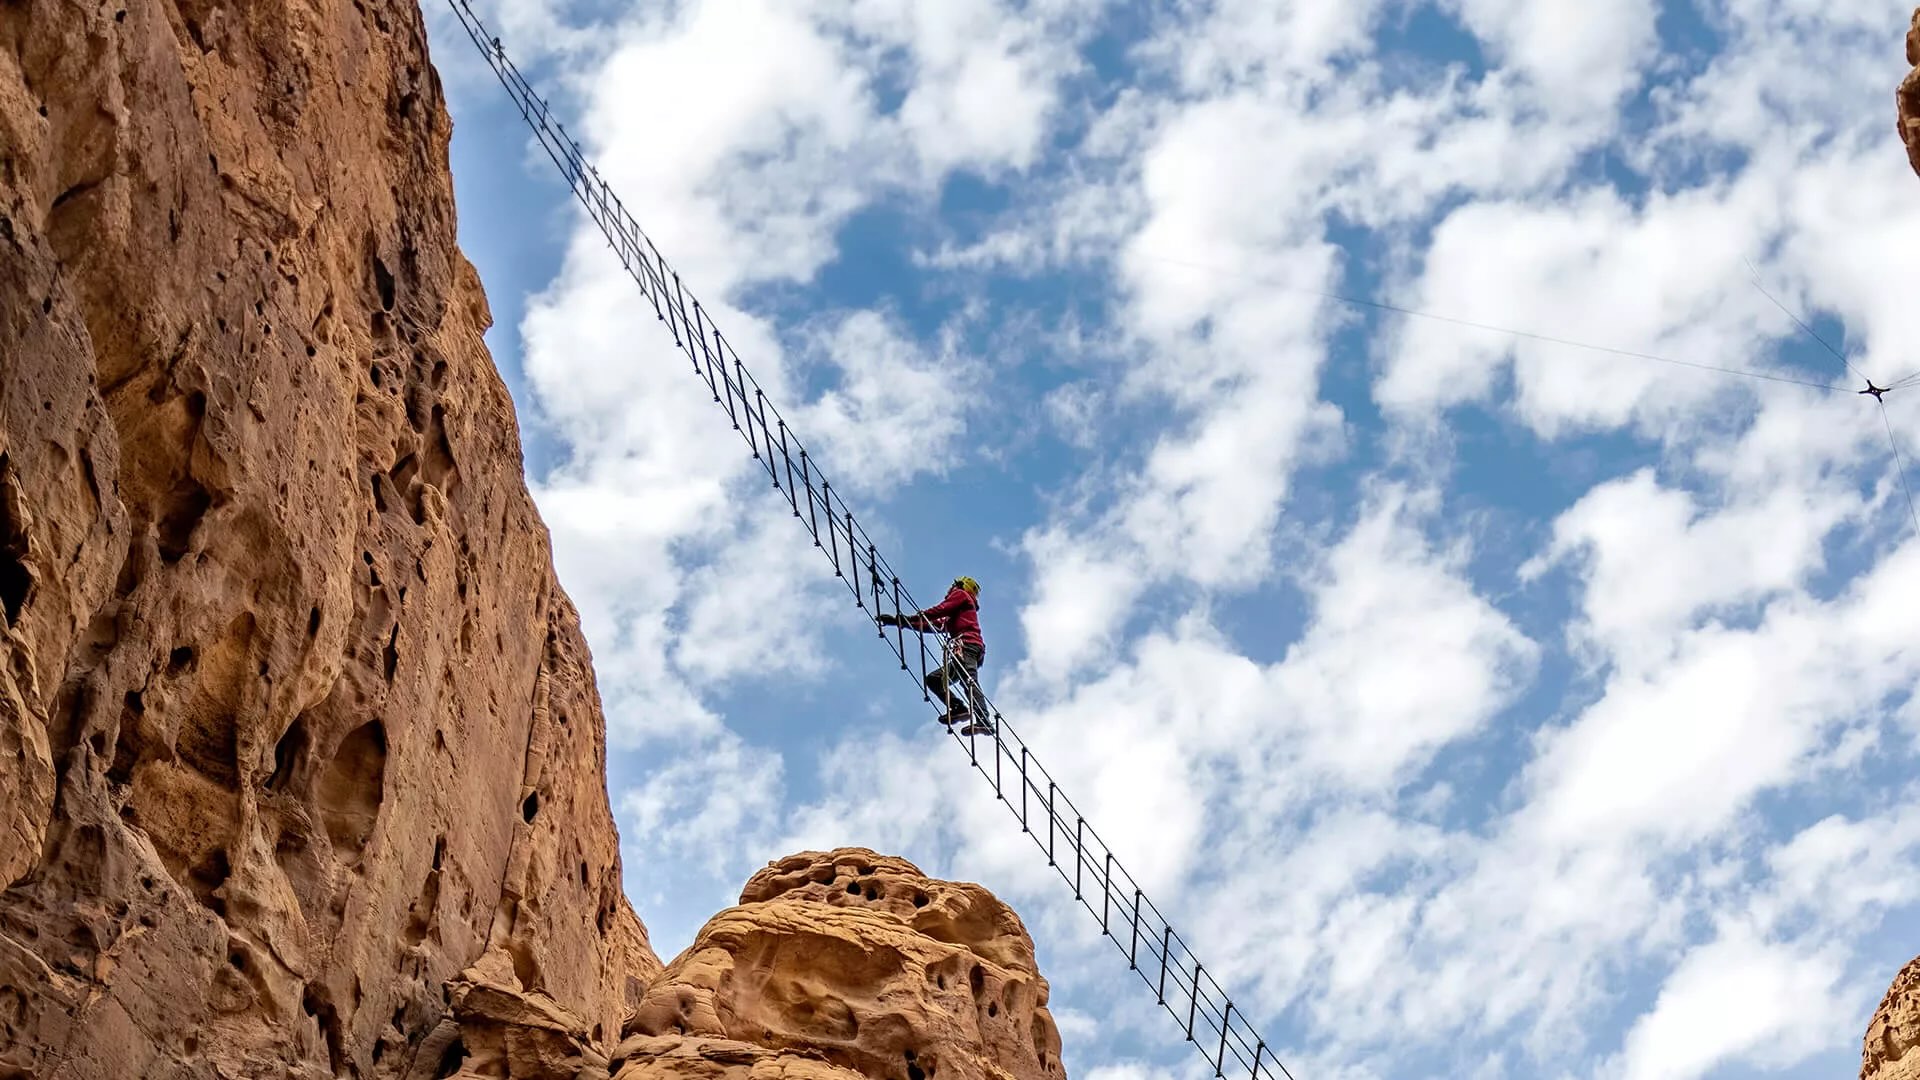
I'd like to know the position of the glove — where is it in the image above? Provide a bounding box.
[876,613,900,627]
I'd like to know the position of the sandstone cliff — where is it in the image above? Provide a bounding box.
[1866,957,1920,1080]
[616,851,1064,1080]
[0,6,1075,1080]
[1904,8,1920,177]
[0,2,658,1076]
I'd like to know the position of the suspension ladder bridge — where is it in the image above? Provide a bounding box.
[439,2,1301,1077]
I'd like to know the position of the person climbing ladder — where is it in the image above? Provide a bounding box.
[878,576,993,736]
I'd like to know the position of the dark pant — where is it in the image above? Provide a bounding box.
[925,643,985,718]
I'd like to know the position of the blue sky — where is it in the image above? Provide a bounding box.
[424,2,1920,1078]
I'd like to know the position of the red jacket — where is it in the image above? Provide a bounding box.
[905,586,983,651]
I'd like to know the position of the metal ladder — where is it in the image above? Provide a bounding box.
[438,5,1301,1076]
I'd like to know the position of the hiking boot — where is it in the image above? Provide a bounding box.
[959,720,996,737]
[937,709,970,727]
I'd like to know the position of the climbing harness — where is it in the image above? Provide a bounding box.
[935,638,985,726]
[440,4,1299,1078]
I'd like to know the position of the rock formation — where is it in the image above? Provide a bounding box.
[0,5,1073,1080]
[1904,7,1920,177]
[0,1,658,1075]
[615,851,1064,1080]
[1866,957,1920,1080]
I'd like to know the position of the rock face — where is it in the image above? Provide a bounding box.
[1903,8,1920,177]
[615,851,1065,1080]
[1867,958,1920,1080]
[0,3,1074,1080]
[0,1,659,1076]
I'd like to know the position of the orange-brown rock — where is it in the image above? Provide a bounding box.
[0,1,657,1077]
[0,1,1080,1078]
[1866,957,1920,1080]
[617,850,1065,1080]
[440,951,617,1080]
[1903,8,1920,177]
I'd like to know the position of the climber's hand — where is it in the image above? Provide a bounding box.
[876,613,900,627]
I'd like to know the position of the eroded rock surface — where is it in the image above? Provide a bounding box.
[1903,8,1920,177]
[0,2,657,1076]
[1867,958,1920,1080]
[0,1,1079,1078]
[616,850,1065,1080]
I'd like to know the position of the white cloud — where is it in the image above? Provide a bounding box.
[431,0,606,66]
[1532,465,1859,665]
[909,99,1153,275]
[1525,535,1920,852]
[1760,806,1920,930]
[839,0,1088,176]
[581,0,886,290]
[619,733,785,877]
[1375,184,1804,435]
[798,310,978,493]
[1616,927,1852,1080]
[1041,381,1108,450]
[1011,0,1676,682]
[674,514,840,686]
[1017,526,1142,682]
[778,731,956,858]
[1050,1006,1100,1043]
[1169,0,1388,88]
[1012,245,1344,680]
[1643,1,1905,159]
[1445,0,1658,113]
[521,238,763,745]
[1273,489,1537,788]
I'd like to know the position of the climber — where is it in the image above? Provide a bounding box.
[878,576,993,737]
[1861,378,1892,402]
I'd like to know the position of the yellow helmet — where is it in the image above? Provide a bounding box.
[954,576,981,597]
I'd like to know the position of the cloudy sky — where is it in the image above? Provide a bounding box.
[422,1,1920,1077]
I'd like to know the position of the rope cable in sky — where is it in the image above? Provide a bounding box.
[440,3,1301,1078]
[1742,259,1872,386]
[1144,251,1920,539]
[1138,250,1845,393]
[1740,273,1918,541]
[1880,403,1920,541]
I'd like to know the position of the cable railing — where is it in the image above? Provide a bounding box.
[438,5,1299,1077]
